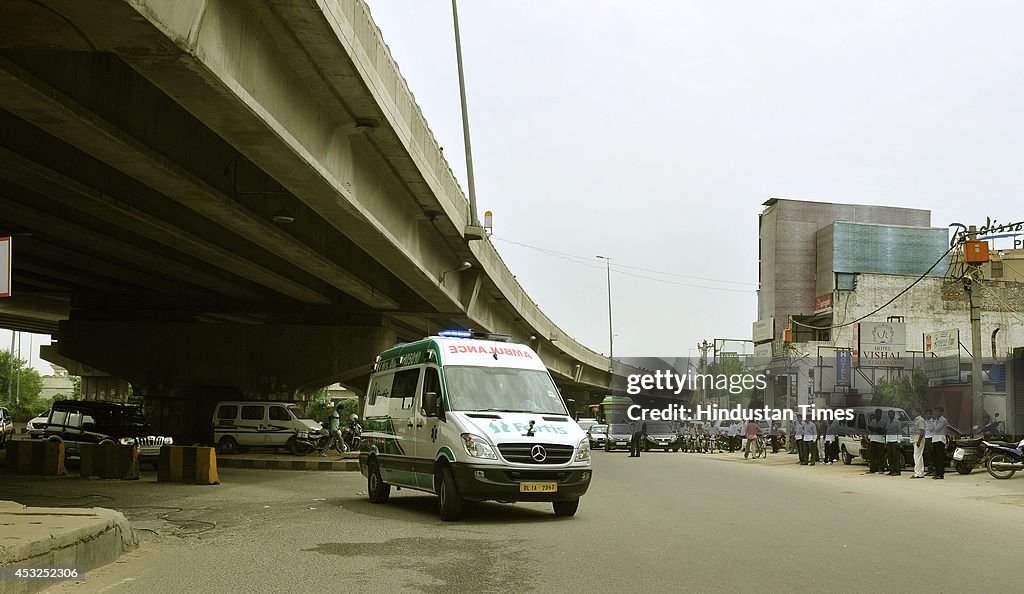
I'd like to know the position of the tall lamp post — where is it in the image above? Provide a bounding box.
[596,255,614,367]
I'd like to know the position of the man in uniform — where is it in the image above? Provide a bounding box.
[629,421,646,457]
[932,407,948,479]
[910,408,926,478]
[803,418,818,465]
[924,409,935,475]
[867,409,886,474]
[795,418,806,464]
[884,410,903,475]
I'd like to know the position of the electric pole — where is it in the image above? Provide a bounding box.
[965,225,985,429]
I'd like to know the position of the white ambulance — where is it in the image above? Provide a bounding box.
[359,331,593,521]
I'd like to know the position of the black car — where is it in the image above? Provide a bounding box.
[43,400,173,466]
[643,421,683,452]
[604,423,633,451]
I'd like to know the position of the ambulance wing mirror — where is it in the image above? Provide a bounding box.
[423,391,445,421]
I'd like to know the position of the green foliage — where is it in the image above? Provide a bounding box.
[0,349,46,421]
[305,388,359,424]
[872,368,928,412]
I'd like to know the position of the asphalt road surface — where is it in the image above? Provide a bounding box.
[4,450,1021,593]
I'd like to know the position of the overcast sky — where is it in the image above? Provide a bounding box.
[364,0,1024,358]
[8,2,1024,373]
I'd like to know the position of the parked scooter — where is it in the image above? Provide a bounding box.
[981,439,1024,479]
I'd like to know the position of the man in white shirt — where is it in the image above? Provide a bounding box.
[924,410,935,475]
[910,408,926,478]
[932,407,948,479]
[803,419,818,465]
[794,418,806,464]
[884,410,903,476]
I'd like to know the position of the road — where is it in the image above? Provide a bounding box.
[3,449,1021,592]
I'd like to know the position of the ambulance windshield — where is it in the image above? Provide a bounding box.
[444,366,568,415]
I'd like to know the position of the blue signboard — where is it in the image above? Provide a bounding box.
[836,351,852,387]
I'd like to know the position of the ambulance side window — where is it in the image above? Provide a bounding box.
[391,369,420,413]
[365,373,394,418]
[421,367,442,418]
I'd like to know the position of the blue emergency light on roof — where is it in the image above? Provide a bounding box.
[437,329,513,342]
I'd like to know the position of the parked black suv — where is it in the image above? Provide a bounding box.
[43,400,173,466]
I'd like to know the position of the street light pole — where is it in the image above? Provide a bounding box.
[596,255,613,366]
[451,0,484,240]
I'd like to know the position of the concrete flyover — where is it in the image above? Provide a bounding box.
[0,0,616,437]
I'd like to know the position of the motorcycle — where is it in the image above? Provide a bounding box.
[341,421,362,453]
[290,424,331,456]
[981,439,1024,479]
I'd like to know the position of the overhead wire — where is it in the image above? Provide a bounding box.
[491,236,757,293]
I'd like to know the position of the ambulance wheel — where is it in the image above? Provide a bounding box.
[437,465,464,521]
[367,459,390,503]
[553,498,579,517]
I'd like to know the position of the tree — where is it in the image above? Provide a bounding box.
[0,349,45,421]
[872,368,928,412]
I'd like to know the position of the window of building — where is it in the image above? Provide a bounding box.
[836,273,856,291]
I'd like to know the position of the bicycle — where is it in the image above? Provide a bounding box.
[752,435,768,459]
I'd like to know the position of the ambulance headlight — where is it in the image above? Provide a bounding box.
[461,433,497,460]
[575,438,591,462]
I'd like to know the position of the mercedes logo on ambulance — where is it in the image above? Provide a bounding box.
[531,445,547,462]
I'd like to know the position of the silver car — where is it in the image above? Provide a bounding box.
[587,424,608,448]
[0,407,12,448]
[26,410,50,439]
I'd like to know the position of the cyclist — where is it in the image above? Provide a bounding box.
[743,419,759,459]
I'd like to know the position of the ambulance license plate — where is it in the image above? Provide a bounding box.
[519,483,557,493]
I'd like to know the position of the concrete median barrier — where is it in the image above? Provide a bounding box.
[157,446,219,485]
[79,443,141,480]
[4,440,67,476]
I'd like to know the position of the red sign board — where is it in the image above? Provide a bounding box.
[814,293,832,313]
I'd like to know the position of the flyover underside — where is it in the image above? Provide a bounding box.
[0,0,613,412]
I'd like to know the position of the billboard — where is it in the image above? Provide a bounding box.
[923,329,960,383]
[857,321,906,368]
[836,350,852,387]
[0,237,9,297]
[752,318,774,343]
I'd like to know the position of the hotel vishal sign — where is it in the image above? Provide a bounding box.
[855,321,906,368]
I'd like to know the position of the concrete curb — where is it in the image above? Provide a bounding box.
[0,500,137,594]
[215,457,359,471]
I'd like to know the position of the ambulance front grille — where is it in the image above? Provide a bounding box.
[497,443,574,464]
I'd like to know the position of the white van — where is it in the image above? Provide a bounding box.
[212,401,322,454]
[359,332,592,521]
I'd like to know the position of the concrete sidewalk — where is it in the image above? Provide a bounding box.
[0,500,136,594]
[215,451,359,471]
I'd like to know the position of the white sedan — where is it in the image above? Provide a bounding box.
[26,410,50,438]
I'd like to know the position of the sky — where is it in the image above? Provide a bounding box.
[364,0,1024,359]
[6,2,1024,371]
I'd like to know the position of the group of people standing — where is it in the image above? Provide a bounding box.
[863,406,947,477]
[910,406,948,479]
